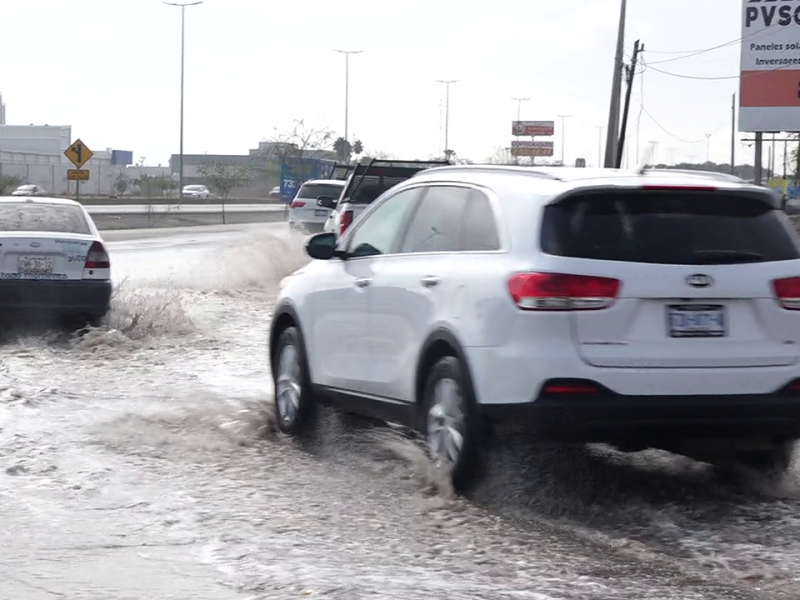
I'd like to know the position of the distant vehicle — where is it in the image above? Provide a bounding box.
[271,165,800,493]
[11,184,48,197]
[0,197,111,329]
[269,186,281,198]
[322,159,450,237]
[289,179,346,234]
[182,184,210,199]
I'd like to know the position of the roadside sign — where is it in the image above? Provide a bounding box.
[511,140,554,157]
[512,121,555,137]
[67,169,90,181]
[64,139,94,168]
[739,0,800,132]
[575,158,586,167]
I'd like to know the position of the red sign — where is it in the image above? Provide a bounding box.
[512,120,555,137]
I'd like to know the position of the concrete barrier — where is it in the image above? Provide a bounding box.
[93,210,288,231]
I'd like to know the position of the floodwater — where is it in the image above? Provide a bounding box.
[0,222,798,599]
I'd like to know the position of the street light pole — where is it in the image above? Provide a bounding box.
[164,1,202,198]
[557,114,572,165]
[333,49,363,142]
[437,80,459,158]
[512,98,529,166]
[594,126,605,167]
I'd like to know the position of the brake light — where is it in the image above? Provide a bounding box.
[787,380,800,393]
[772,276,800,310]
[507,272,620,311]
[290,200,305,208]
[641,185,716,191]
[84,241,110,269]
[340,209,354,235]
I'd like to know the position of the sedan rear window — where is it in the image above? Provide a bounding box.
[0,203,91,234]
[541,191,800,265]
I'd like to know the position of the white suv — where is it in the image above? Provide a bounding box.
[269,165,800,491]
[289,179,345,233]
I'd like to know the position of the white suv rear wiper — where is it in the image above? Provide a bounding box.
[692,250,764,264]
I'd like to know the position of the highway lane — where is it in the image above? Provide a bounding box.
[0,222,790,599]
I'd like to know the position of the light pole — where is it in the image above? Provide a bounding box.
[512,98,529,165]
[557,114,572,165]
[594,126,605,167]
[437,80,459,158]
[164,1,202,198]
[333,49,363,142]
[511,97,529,122]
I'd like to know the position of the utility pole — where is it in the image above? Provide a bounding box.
[512,98,529,166]
[557,114,572,165]
[164,1,202,199]
[437,80,459,159]
[333,50,363,142]
[730,93,736,175]
[604,0,627,167]
[705,133,711,163]
[615,39,643,168]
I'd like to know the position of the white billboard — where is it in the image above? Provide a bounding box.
[739,0,800,132]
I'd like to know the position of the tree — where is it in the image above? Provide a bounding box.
[197,161,251,224]
[0,175,23,195]
[353,139,364,156]
[263,119,335,164]
[333,137,353,163]
[485,146,515,165]
[113,174,130,197]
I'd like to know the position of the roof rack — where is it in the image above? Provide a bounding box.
[638,167,745,183]
[422,164,564,181]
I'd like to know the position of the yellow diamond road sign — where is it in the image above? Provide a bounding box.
[64,139,94,169]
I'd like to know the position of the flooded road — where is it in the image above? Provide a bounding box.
[0,222,798,599]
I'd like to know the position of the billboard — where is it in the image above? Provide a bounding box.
[512,120,555,136]
[280,158,336,202]
[511,140,554,157]
[739,0,800,132]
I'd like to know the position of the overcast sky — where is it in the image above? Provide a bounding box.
[0,0,748,168]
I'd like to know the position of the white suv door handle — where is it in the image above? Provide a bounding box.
[355,277,372,288]
[420,275,441,288]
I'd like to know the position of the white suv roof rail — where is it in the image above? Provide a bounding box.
[420,164,564,181]
[639,167,746,183]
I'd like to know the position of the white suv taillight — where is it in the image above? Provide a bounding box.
[84,241,110,270]
[772,276,800,310]
[340,209,354,235]
[506,272,621,311]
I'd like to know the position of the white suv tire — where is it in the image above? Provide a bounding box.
[421,356,484,493]
[272,326,317,436]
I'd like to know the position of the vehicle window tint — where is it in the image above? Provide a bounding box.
[0,203,91,234]
[462,190,500,251]
[399,186,470,253]
[347,188,419,257]
[541,191,800,265]
[296,183,343,200]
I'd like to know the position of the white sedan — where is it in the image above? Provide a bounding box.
[0,196,112,328]
[182,184,210,199]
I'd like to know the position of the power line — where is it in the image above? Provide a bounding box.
[643,26,774,58]
[645,57,800,81]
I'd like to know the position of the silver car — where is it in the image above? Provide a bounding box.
[289,179,345,233]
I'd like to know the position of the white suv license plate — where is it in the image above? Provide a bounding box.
[314,209,327,217]
[668,304,726,338]
[18,256,53,275]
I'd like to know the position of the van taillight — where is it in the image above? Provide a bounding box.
[340,210,354,235]
[290,200,305,208]
[85,241,110,269]
[772,276,800,310]
[506,272,621,311]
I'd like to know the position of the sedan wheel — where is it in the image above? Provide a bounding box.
[272,326,316,435]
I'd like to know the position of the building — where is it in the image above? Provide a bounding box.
[0,125,131,195]
[0,93,5,125]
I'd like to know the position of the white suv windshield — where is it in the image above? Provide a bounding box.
[541,191,800,265]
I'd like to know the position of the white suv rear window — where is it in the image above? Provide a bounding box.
[541,191,800,265]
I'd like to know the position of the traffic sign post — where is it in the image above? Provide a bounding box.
[64,139,94,201]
